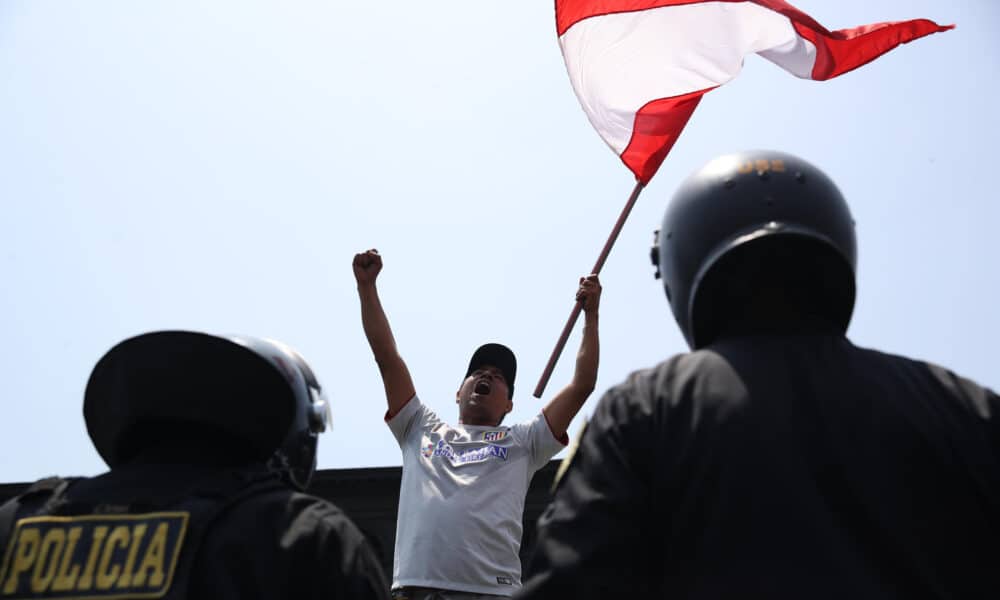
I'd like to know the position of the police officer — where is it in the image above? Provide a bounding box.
[518,151,1000,599]
[0,330,390,599]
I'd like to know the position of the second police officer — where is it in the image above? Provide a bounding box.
[519,150,1000,599]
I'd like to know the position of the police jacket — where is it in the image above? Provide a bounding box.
[0,459,389,600]
[520,333,1000,599]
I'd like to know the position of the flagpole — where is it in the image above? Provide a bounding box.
[533,180,646,398]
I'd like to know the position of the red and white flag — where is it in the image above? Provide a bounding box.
[556,0,953,183]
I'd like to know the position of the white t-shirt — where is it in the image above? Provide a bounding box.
[386,395,566,596]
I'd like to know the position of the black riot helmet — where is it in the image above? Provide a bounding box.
[84,331,332,490]
[652,150,857,349]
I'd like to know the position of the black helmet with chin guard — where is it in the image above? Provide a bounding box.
[84,331,332,490]
[652,150,857,349]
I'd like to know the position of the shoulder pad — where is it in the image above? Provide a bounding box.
[551,418,588,494]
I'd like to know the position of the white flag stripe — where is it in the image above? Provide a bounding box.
[559,1,813,155]
[757,34,817,78]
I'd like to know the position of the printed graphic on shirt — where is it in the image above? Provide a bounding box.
[421,443,435,458]
[483,430,507,442]
[429,439,508,465]
[0,512,188,599]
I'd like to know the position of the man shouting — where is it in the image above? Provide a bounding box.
[353,249,601,599]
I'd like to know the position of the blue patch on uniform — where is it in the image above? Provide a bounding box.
[0,512,188,599]
[483,430,507,442]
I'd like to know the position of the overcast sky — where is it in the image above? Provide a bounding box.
[2,0,996,483]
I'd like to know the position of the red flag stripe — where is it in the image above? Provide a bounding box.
[748,0,954,79]
[621,89,712,184]
[790,19,954,80]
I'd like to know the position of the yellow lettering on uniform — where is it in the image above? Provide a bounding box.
[2,527,40,594]
[30,528,65,593]
[116,523,147,588]
[52,526,83,592]
[132,523,167,588]
[77,525,108,591]
[771,159,786,172]
[737,161,754,174]
[755,159,770,173]
[95,525,129,590]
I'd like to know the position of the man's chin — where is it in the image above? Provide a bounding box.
[460,404,496,426]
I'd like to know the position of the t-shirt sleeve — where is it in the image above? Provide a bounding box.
[516,411,569,472]
[385,395,436,447]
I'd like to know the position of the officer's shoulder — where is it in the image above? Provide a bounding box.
[604,350,739,401]
[853,343,998,416]
[0,475,79,511]
[275,490,364,536]
[281,492,374,557]
[220,486,361,541]
[234,485,346,518]
[20,476,75,496]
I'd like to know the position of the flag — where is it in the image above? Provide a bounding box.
[556,0,953,183]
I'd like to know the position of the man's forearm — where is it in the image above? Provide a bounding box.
[543,311,599,440]
[542,278,602,439]
[357,284,401,366]
[572,312,600,394]
[357,282,416,411]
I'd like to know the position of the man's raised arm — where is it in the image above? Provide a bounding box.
[542,275,602,440]
[353,249,415,416]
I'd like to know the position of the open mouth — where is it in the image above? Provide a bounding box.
[474,380,492,395]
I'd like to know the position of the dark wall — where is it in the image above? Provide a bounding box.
[0,461,561,578]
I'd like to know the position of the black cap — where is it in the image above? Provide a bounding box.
[465,343,516,399]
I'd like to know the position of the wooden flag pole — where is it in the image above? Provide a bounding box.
[533,180,646,398]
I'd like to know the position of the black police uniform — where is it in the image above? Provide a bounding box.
[0,457,389,599]
[520,150,1000,599]
[520,333,1000,598]
[0,330,390,599]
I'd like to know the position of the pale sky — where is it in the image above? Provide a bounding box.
[2,0,996,484]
